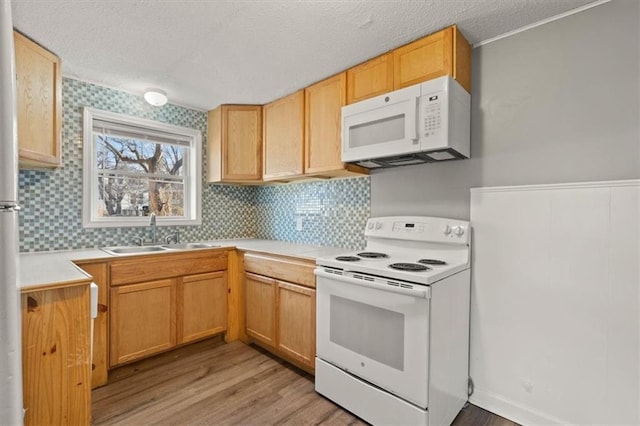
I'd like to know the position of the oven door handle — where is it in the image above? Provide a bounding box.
[314,268,431,299]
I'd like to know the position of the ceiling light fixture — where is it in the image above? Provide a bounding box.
[143,88,168,106]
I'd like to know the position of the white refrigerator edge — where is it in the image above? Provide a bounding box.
[0,0,25,423]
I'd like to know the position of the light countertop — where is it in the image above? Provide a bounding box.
[18,239,348,291]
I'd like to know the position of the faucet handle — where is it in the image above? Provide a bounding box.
[165,230,180,244]
[132,236,144,246]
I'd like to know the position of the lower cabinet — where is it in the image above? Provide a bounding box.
[110,279,177,367]
[243,252,316,372]
[108,251,228,368]
[74,260,109,389]
[22,283,91,426]
[276,281,316,368]
[245,272,277,347]
[178,271,227,344]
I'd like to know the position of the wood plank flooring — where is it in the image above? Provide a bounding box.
[92,338,518,425]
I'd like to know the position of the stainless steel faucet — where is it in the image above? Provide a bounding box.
[165,228,180,245]
[149,212,157,243]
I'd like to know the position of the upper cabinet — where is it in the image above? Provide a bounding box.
[206,24,469,184]
[346,25,471,104]
[346,53,394,105]
[304,73,365,177]
[262,91,304,181]
[393,25,471,91]
[14,31,62,169]
[207,105,262,183]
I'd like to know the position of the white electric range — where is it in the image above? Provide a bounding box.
[314,216,471,426]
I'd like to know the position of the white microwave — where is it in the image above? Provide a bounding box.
[341,76,470,168]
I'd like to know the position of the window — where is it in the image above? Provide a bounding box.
[82,107,201,228]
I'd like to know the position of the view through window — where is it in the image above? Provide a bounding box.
[83,108,201,227]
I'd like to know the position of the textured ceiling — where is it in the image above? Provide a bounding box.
[11,0,600,111]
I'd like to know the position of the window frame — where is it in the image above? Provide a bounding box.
[82,107,202,228]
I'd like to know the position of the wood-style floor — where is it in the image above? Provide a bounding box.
[92,338,519,426]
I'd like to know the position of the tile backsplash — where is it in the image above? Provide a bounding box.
[255,177,369,249]
[18,78,369,252]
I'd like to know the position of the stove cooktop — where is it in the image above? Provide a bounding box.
[319,250,467,285]
[317,216,470,285]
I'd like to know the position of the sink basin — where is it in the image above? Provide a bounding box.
[102,242,219,255]
[161,243,219,250]
[102,245,169,255]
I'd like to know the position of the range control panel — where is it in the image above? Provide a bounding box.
[365,216,470,244]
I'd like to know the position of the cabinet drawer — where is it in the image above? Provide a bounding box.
[243,252,315,288]
[110,251,227,286]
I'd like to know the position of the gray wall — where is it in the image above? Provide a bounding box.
[371,0,640,220]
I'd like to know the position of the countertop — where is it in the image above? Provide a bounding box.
[18,238,349,291]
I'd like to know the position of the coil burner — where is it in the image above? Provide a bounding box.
[357,252,389,259]
[418,259,447,265]
[388,263,431,272]
[336,256,361,262]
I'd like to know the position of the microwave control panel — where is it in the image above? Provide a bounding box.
[422,90,444,139]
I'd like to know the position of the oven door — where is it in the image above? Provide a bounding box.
[315,268,431,408]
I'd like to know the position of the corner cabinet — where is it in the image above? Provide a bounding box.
[109,250,228,367]
[243,252,316,372]
[178,271,228,344]
[14,31,62,169]
[207,105,263,183]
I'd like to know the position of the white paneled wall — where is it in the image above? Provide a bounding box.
[469,180,640,425]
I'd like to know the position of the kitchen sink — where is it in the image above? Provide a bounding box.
[102,242,219,256]
[160,243,219,250]
[102,246,169,255]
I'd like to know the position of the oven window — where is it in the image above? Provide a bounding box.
[329,295,404,370]
[349,114,405,148]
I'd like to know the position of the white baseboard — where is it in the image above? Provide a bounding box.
[470,387,570,426]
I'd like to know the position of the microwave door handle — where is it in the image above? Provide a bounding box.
[408,96,419,142]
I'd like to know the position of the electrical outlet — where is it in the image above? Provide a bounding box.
[296,217,303,231]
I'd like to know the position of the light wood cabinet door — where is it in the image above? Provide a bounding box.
[14,31,62,169]
[393,28,453,89]
[263,90,305,180]
[110,279,176,367]
[304,73,347,174]
[178,271,228,344]
[75,261,109,389]
[22,284,91,426]
[392,25,471,93]
[277,281,316,370]
[245,272,276,347]
[208,105,262,182]
[346,53,394,104]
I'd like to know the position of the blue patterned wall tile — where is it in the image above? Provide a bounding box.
[19,78,255,252]
[18,78,370,252]
[254,177,370,250]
